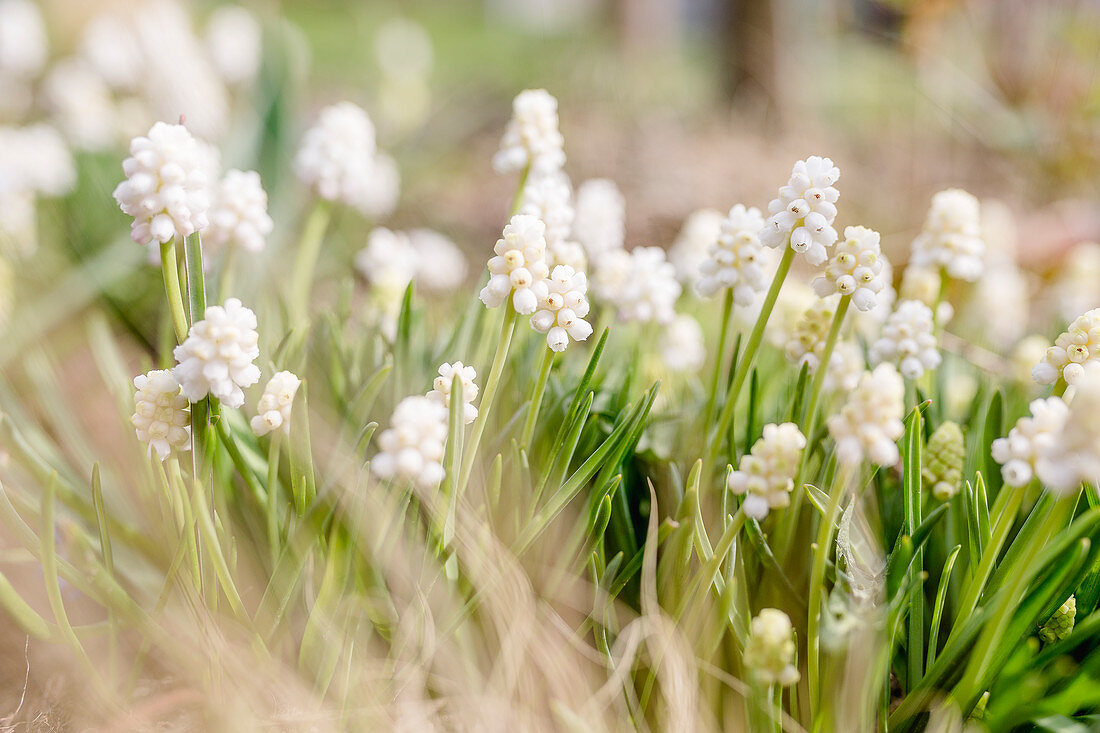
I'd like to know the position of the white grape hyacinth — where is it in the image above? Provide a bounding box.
[760,156,840,266]
[172,298,261,408]
[695,204,767,305]
[547,239,587,271]
[531,265,593,352]
[372,396,448,489]
[479,214,550,315]
[1032,308,1100,386]
[131,369,191,460]
[594,246,681,325]
[492,89,566,176]
[43,58,117,151]
[1035,366,1100,493]
[670,208,724,284]
[427,362,479,424]
[295,102,383,212]
[784,298,837,373]
[827,363,906,466]
[572,178,624,260]
[870,300,942,380]
[205,5,262,85]
[910,188,984,282]
[205,169,274,254]
[744,609,800,686]
[727,422,806,520]
[408,229,468,293]
[813,225,888,311]
[519,170,573,247]
[250,371,301,437]
[991,397,1069,488]
[0,0,47,79]
[112,122,211,245]
[659,314,705,373]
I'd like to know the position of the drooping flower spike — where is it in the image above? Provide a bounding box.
[479,214,550,315]
[250,371,301,437]
[172,297,261,408]
[113,121,211,245]
[760,156,840,266]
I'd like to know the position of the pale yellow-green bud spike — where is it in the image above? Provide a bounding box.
[1039,596,1076,644]
[923,420,964,500]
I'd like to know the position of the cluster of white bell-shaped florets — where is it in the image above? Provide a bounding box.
[0,0,47,80]
[250,371,301,437]
[113,121,211,245]
[744,608,800,686]
[812,225,888,311]
[825,340,866,393]
[492,89,565,177]
[531,265,593,352]
[131,369,190,460]
[593,246,681,325]
[572,178,624,261]
[669,208,724,284]
[1032,308,1100,386]
[870,300,941,380]
[991,396,1068,488]
[727,422,806,520]
[519,170,573,248]
[695,204,767,305]
[204,5,262,86]
[43,58,116,152]
[372,395,448,489]
[204,169,273,254]
[427,361,479,425]
[827,363,906,466]
[910,188,984,282]
[479,214,550,315]
[295,102,398,215]
[760,156,840,266]
[659,314,706,373]
[784,299,836,373]
[1035,366,1100,493]
[172,298,261,408]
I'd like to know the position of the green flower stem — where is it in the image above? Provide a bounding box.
[705,246,794,481]
[509,166,530,217]
[702,288,735,435]
[266,433,282,567]
[800,294,850,438]
[807,460,854,715]
[219,245,238,303]
[520,346,554,449]
[290,200,333,325]
[1054,379,1068,397]
[160,239,189,344]
[457,301,517,495]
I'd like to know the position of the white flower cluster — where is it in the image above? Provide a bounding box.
[593,246,681,325]
[531,265,593,352]
[480,214,550,315]
[760,156,840,266]
[827,364,906,466]
[131,369,191,460]
[785,299,845,375]
[813,225,887,311]
[1052,242,1100,323]
[572,178,624,260]
[1032,308,1100,386]
[372,396,448,489]
[519,170,573,248]
[744,608,800,686]
[669,208,724,284]
[910,188,984,282]
[204,6,262,86]
[295,102,399,216]
[173,298,261,408]
[43,59,117,151]
[991,397,1068,488]
[356,227,469,296]
[870,300,941,380]
[250,371,301,437]
[695,204,767,304]
[899,263,953,325]
[0,0,46,80]
[659,314,705,373]
[0,124,76,199]
[427,362,479,425]
[492,89,565,176]
[825,340,865,394]
[113,122,211,245]
[1038,367,1100,493]
[727,422,806,520]
[205,169,273,254]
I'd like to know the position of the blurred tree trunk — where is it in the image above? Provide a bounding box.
[613,0,682,55]
[720,0,781,124]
